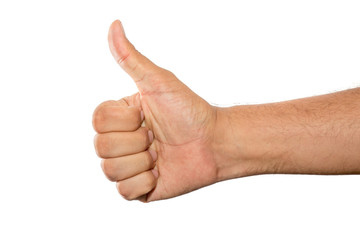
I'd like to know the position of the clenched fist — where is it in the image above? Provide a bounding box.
[93,20,222,202]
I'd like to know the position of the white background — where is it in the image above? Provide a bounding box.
[0,0,359,239]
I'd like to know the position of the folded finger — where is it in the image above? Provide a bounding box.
[93,104,143,133]
[101,149,157,181]
[116,170,157,200]
[94,127,153,158]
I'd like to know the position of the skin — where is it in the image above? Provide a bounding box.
[93,20,360,202]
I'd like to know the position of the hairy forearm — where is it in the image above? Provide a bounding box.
[214,88,360,181]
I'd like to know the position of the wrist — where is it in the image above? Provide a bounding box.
[212,104,285,182]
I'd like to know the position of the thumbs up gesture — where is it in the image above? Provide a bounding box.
[93,20,222,202]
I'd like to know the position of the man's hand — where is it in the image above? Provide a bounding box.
[93,20,360,202]
[93,20,222,202]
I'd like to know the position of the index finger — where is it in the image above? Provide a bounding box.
[93,102,143,133]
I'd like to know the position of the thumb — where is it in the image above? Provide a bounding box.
[108,20,160,91]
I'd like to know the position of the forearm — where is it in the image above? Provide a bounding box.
[214,88,360,181]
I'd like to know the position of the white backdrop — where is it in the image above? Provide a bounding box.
[0,1,359,239]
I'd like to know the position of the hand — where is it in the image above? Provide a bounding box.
[93,21,360,203]
[93,20,220,202]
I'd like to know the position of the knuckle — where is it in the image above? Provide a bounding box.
[117,182,133,200]
[99,100,118,107]
[101,159,117,182]
[158,69,176,82]
[92,109,105,133]
[94,134,110,158]
[92,100,117,132]
[162,69,175,77]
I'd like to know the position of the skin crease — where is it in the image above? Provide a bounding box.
[94,20,360,202]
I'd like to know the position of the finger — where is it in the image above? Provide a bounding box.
[101,149,157,182]
[116,170,157,200]
[108,20,162,92]
[93,104,143,133]
[94,128,153,158]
